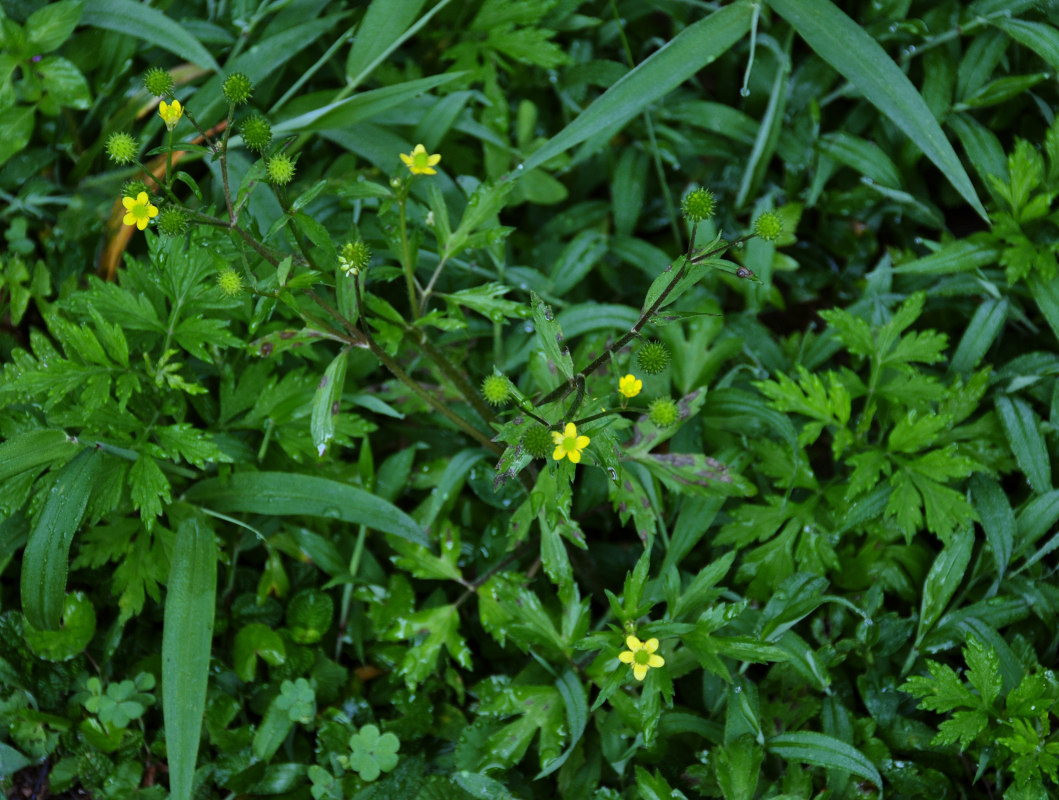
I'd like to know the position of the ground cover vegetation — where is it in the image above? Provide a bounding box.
[1,0,1059,798]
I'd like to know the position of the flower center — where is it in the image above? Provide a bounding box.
[414,153,430,168]
[634,650,651,665]
[562,435,578,452]
[134,202,147,217]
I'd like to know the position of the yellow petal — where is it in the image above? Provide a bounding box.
[576,435,590,449]
[564,422,577,437]
[632,664,648,681]
[644,638,659,653]
[428,154,441,166]
[421,166,437,175]
[122,196,134,210]
[136,192,149,205]
[625,635,641,651]
[400,153,414,167]
[172,100,181,113]
[136,216,149,230]
[552,446,565,461]
[618,650,634,664]
[567,449,580,464]
[648,654,665,668]
[123,212,136,226]
[147,204,159,218]
[412,144,426,155]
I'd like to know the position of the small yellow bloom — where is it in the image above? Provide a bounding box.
[400,143,441,176]
[121,192,159,230]
[618,374,642,398]
[618,635,665,681]
[158,99,183,130]
[551,422,590,464]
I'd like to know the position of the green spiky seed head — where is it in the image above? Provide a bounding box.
[286,589,334,644]
[222,72,253,105]
[681,188,716,222]
[105,132,137,165]
[648,397,679,427]
[522,425,554,459]
[481,374,511,406]
[157,206,189,236]
[753,210,783,242]
[266,154,295,185]
[217,268,243,296]
[241,114,272,153]
[636,340,670,375]
[339,240,371,277]
[121,179,149,199]
[143,66,173,97]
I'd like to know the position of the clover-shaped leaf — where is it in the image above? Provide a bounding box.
[274,677,316,724]
[347,723,400,781]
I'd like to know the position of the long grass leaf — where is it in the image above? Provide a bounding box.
[767,0,986,220]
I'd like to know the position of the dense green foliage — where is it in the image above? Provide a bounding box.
[2,1,1059,799]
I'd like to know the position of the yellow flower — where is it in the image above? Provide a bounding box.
[551,422,590,464]
[158,99,183,130]
[400,143,441,176]
[618,635,665,681]
[618,374,642,398]
[121,192,159,230]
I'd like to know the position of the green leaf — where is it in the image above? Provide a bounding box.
[21,448,102,630]
[535,670,587,779]
[345,0,443,89]
[21,591,96,662]
[1029,275,1059,345]
[951,297,1007,372]
[531,292,574,381]
[767,0,986,219]
[0,104,35,169]
[163,516,217,800]
[996,395,1051,494]
[970,474,1014,576]
[766,732,882,792]
[25,0,82,53]
[311,350,348,458]
[128,456,171,527]
[233,622,287,682]
[817,131,902,188]
[81,0,220,72]
[519,2,753,173]
[893,236,1002,276]
[0,429,78,481]
[185,471,428,547]
[965,637,1001,707]
[916,526,974,645]
[385,604,471,688]
[36,56,91,112]
[993,17,1059,72]
[273,74,462,135]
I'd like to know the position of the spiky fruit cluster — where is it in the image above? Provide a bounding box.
[481,374,511,406]
[143,66,173,97]
[241,114,272,153]
[157,206,189,237]
[522,425,554,459]
[648,397,679,427]
[339,240,371,277]
[754,210,783,242]
[217,268,243,296]
[121,179,149,199]
[222,72,253,105]
[105,132,137,165]
[636,340,670,375]
[266,154,295,185]
[681,187,716,222]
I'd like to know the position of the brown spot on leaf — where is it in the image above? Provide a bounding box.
[261,343,273,356]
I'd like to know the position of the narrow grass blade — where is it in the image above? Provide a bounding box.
[767,732,882,793]
[185,471,428,546]
[767,0,986,220]
[21,449,101,631]
[82,0,220,72]
[163,517,217,800]
[520,2,754,173]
